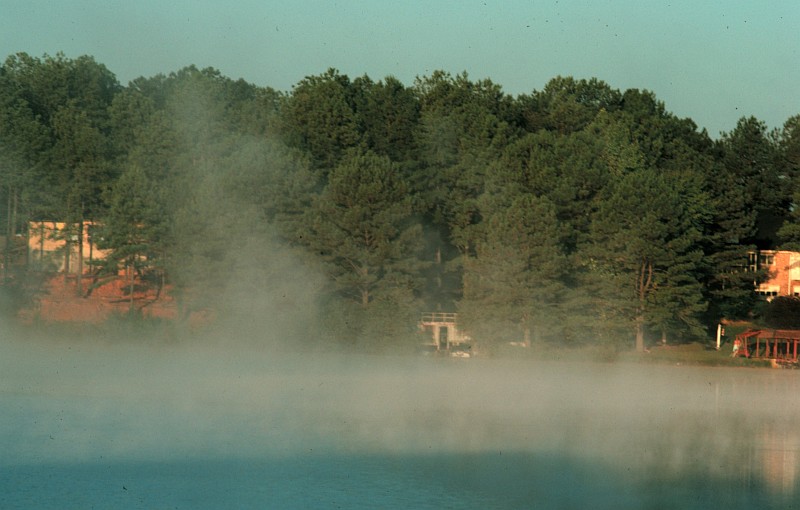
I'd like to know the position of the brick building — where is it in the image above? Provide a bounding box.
[750,250,800,299]
[27,221,110,274]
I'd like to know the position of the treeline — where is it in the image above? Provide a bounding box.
[1,52,799,350]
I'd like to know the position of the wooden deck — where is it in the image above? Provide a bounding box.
[734,329,800,363]
[418,312,470,351]
[420,312,458,325]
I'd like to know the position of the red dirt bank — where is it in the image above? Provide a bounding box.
[19,275,178,324]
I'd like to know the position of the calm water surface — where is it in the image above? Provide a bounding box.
[2,341,799,509]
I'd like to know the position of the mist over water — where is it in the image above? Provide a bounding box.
[5,48,800,510]
[2,334,799,508]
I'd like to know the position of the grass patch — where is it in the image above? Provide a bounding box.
[489,339,774,368]
[618,342,773,368]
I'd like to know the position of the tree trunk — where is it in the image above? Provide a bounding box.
[24,217,30,268]
[76,221,84,296]
[360,266,370,307]
[63,227,70,284]
[11,190,16,232]
[11,189,17,269]
[128,263,135,314]
[461,251,472,300]
[88,223,95,293]
[635,258,652,352]
[155,249,166,300]
[635,315,645,352]
[39,223,45,270]
[3,184,11,281]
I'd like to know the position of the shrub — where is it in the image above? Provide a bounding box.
[761,296,800,329]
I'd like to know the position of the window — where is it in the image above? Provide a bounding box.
[748,252,758,272]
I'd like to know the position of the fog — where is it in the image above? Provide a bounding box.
[3,333,800,507]
[3,78,799,509]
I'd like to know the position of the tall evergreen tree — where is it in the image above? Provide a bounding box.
[0,66,51,279]
[306,149,424,342]
[460,194,566,346]
[95,164,163,312]
[719,116,786,248]
[411,71,516,307]
[282,69,361,173]
[776,116,800,250]
[518,76,622,135]
[584,167,706,351]
[702,117,783,319]
[352,75,420,164]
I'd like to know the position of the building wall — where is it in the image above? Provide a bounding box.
[27,221,110,274]
[755,250,800,298]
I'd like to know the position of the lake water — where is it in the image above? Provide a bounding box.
[2,340,799,509]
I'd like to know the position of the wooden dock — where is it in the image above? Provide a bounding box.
[733,329,800,364]
[419,312,470,351]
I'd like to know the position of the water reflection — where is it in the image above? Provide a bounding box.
[2,342,800,508]
[756,421,799,497]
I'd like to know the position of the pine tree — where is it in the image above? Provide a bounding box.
[95,164,162,313]
[585,169,706,351]
[306,149,424,343]
[460,194,566,345]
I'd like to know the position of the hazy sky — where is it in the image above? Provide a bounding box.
[1,0,797,137]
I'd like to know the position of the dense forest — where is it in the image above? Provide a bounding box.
[1,52,799,351]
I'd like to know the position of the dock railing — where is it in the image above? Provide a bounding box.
[420,312,458,324]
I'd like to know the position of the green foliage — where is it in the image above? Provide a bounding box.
[4,52,799,351]
[460,194,567,345]
[761,296,800,329]
[519,76,622,134]
[307,149,424,314]
[0,53,120,224]
[583,163,707,350]
[719,117,787,247]
[352,75,420,163]
[777,116,800,251]
[94,163,164,309]
[282,68,361,172]
[701,117,786,320]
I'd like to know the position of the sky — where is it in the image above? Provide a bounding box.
[1,0,798,137]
